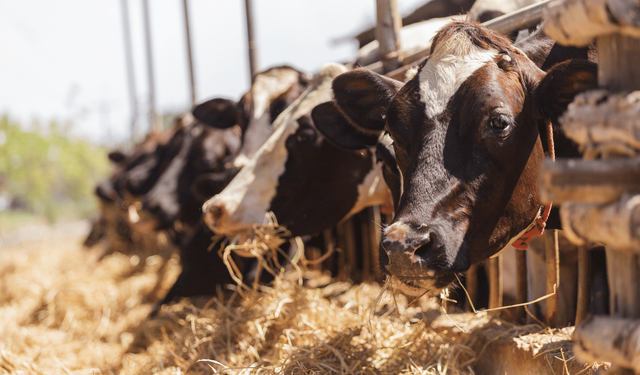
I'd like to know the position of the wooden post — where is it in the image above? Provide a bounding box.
[466,263,479,311]
[542,0,640,370]
[575,246,591,325]
[244,0,258,84]
[488,255,503,309]
[375,0,403,73]
[119,0,138,141]
[371,205,383,281]
[515,250,528,323]
[596,26,640,320]
[360,212,371,282]
[544,229,559,327]
[142,0,160,131]
[182,0,196,106]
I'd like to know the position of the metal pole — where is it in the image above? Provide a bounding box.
[120,0,138,141]
[244,0,258,84]
[182,0,196,106]
[142,0,159,131]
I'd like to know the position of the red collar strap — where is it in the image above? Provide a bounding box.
[512,121,555,251]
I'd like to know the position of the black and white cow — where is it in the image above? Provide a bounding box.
[202,63,390,240]
[328,21,599,299]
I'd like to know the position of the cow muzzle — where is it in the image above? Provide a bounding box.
[379,221,451,294]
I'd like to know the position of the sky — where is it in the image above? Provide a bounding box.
[0,0,427,145]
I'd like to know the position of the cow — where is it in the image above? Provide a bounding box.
[131,100,241,234]
[201,63,390,241]
[87,127,182,260]
[201,65,311,169]
[134,67,312,312]
[326,21,599,301]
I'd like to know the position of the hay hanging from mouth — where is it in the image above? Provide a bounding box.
[213,212,306,294]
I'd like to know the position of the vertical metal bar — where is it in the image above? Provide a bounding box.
[375,0,403,73]
[142,0,159,131]
[182,0,196,106]
[244,0,258,84]
[120,0,138,141]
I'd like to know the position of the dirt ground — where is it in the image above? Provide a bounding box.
[0,223,608,375]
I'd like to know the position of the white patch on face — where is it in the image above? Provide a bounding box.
[384,221,411,248]
[418,32,498,119]
[251,68,302,119]
[343,153,388,220]
[203,63,349,234]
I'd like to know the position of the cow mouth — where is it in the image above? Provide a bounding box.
[390,275,435,297]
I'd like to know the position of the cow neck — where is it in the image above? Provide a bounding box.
[511,120,555,251]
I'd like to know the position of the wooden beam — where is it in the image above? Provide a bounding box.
[375,0,403,73]
[560,194,640,252]
[574,315,640,373]
[544,0,640,47]
[539,157,640,205]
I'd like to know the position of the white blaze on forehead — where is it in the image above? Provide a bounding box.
[252,67,303,119]
[204,63,349,230]
[418,32,498,119]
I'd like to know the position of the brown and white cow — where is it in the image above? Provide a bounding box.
[330,21,597,297]
[202,63,389,239]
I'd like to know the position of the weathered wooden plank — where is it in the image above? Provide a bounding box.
[560,90,640,159]
[375,0,403,73]
[544,0,640,47]
[560,194,640,252]
[598,34,640,92]
[539,157,640,204]
[574,315,640,372]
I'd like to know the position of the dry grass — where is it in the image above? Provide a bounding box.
[0,226,608,375]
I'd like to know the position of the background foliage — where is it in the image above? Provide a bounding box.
[0,115,111,224]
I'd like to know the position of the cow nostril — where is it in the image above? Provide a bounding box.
[203,204,225,230]
[413,230,438,259]
[208,205,223,219]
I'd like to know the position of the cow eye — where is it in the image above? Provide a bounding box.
[490,115,512,131]
[295,128,317,144]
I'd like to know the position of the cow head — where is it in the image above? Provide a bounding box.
[202,63,389,238]
[134,99,242,232]
[332,21,597,295]
[196,66,311,169]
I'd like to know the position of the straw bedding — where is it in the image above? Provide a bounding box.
[0,228,607,375]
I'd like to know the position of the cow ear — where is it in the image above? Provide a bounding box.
[312,102,381,150]
[108,150,127,164]
[192,98,238,129]
[535,59,598,123]
[332,68,403,131]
